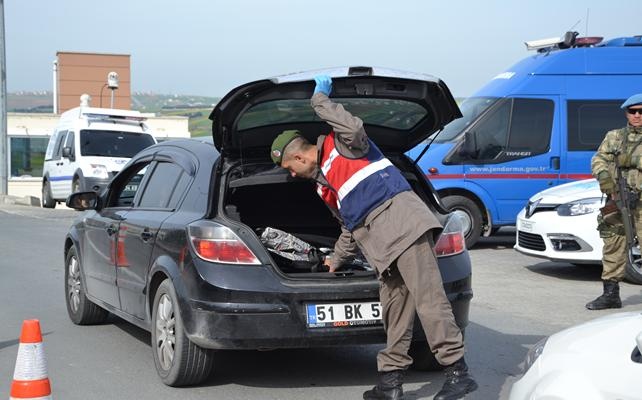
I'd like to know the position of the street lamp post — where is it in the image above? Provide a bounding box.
[0,0,7,195]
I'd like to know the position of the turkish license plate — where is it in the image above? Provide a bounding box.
[306,302,382,328]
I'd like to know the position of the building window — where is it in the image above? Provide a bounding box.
[10,137,49,178]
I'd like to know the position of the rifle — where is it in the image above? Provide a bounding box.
[612,151,639,267]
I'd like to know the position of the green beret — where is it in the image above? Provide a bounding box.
[271,130,302,165]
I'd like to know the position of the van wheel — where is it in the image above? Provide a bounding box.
[442,195,482,248]
[152,279,214,386]
[72,177,82,194]
[42,180,56,209]
[65,245,109,325]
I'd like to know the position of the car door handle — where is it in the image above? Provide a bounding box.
[106,225,118,236]
[141,229,155,242]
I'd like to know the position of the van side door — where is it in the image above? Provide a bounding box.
[460,96,559,225]
[59,131,76,197]
[47,130,68,199]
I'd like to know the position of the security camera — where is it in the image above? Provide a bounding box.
[107,72,119,89]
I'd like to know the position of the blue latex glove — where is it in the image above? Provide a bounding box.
[313,75,332,96]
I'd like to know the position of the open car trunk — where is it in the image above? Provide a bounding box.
[223,162,374,277]
[222,158,447,277]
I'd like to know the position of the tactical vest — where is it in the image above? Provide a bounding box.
[616,126,642,192]
[316,132,411,231]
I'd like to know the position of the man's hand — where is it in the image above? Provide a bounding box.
[324,256,337,272]
[313,75,332,96]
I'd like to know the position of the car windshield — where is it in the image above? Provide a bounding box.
[80,130,155,157]
[431,97,499,143]
[237,98,427,131]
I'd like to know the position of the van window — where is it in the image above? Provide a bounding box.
[567,100,625,151]
[63,131,75,158]
[450,98,554,163]
[46,130,67,161]
[433,97,499,143]
[80,130,155,158]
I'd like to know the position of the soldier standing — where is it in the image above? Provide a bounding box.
[588,93,642,310]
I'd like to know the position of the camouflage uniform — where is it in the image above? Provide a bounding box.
[591,125,642,281]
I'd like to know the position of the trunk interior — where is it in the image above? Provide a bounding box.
[223,162,374,277]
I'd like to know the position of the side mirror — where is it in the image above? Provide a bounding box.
[62,147,75,161]
[66,191,99,211]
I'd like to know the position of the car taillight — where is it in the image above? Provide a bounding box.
[434,215,466,257]
[188,221,261,265]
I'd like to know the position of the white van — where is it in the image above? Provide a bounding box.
[42,106,157,208]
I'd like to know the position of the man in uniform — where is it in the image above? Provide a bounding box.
[270,75,477,400]
[588,93,642,310]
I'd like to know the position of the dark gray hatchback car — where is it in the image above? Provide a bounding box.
[64,67,473,386]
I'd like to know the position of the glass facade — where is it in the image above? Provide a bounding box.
[10,137,49,178]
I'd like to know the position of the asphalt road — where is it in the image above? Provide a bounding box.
[1,204,640,399]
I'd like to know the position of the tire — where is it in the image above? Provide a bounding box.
[72,177,82,194]
[151,279,214,386]
[409,329,466,371]
[42,180,56,209]
[442,195,483,249]
[625,258,642,284]
[65,246,109,325]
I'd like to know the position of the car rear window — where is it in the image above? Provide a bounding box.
[237,98,427,131]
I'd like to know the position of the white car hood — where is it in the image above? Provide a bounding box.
[535,312,642,400]
[528,178,601,204]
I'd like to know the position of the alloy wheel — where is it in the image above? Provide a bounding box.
[67,256,81,314]
[155,294,176,371]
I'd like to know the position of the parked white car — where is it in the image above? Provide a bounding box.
[509,311,642,400]
[515,178,604,264]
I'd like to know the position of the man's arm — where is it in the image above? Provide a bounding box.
[328,225,360,272]
[310,75,369,153]
[591,129,619,195]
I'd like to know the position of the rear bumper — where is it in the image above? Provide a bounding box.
[178,251,473,350]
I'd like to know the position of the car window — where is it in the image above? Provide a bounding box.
[79,130,156,158]
[237,98,427,131]
[471,100,511,160]
[567,100,625,151]
[138,162,185,209]
[109,164,150,208]
[167,171,192,209]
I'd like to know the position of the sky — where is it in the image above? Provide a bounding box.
[5,0,641,98]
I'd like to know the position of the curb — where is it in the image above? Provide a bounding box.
[0,194,41,207]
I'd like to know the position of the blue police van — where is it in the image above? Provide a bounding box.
[408,33,642,247]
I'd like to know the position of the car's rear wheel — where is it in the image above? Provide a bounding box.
[65,245,108,325]
[442,195,482,249]
[151,279,214,386]
[42,180,55,209]
[409,329,466,371]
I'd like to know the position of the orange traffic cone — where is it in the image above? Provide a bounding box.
[10,320,52,400]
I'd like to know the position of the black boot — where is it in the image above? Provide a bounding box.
[586,280,622,310]
[434,358,478,400]
[363,370,404,400]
